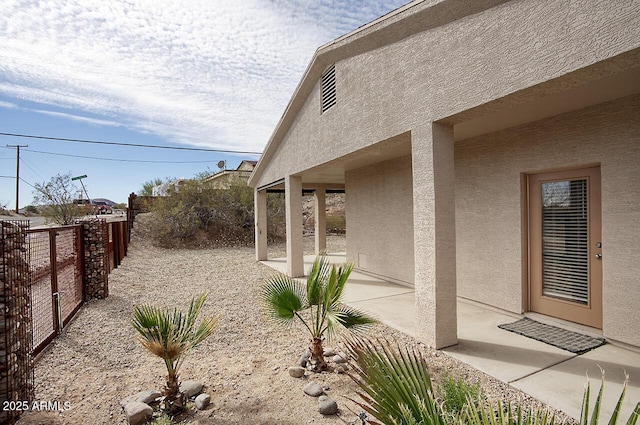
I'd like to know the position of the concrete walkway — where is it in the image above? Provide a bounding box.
[262,253,640,421]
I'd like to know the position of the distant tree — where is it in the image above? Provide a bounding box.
[138,178,165,196]
[33,172,86,225]
[113,202,127,210]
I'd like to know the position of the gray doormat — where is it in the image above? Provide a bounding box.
[498,317,605,354]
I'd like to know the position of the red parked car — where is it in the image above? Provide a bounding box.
[92,201,113,214]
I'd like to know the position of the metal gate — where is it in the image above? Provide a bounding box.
[27,226,84,356]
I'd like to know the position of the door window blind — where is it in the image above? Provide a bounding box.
[541,179,589,304]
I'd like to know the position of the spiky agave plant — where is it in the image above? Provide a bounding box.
[463,369,640,425]
[345,336,447,425]
[346,334,640,425]
[131,293,219,414]
[577,371,639,425]
[261,255,376,371]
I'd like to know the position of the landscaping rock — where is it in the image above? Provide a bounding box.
[333,352,347,364]
[124,402,153,425]
[195,393,211,410]
[119,390,161,408]
[299,355,308,368]
[323,348,336,357]
[137,390,161,404]
[120,397,133,408]
[288,366,305,378]
[303,382,324,397]
[180,380,203,398]
[318,395,338,415]
[334,365,347,374]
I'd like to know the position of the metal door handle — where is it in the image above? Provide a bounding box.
[595,253,602,259]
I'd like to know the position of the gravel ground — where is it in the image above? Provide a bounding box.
[17,213,576,425]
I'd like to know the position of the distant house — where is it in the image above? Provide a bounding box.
[203,160,257,189]
[151,178,188,197]
[248,0,640,349]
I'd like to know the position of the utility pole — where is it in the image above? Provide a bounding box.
[6,144,28,213]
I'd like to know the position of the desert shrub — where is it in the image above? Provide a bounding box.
[132,195,158,213]
[439,373,484,423]
[267,192,286,240]
[33,172,87,225]
[326,215,346,233]
[24,205,39,215]
[148,180,288,248]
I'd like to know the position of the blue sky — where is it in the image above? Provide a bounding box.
[0,0,409,207]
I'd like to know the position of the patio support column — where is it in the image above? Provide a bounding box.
[412,122,457,349]
[314,185,327,255]
[254,188,267,261]
[285,175,304,277]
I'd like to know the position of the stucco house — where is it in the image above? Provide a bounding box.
[248,0,640,350]
[203,160,257,189]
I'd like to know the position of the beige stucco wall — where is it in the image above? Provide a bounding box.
[345,155,415,284]
[455,94,640,347]
[253,0,640,188]
[208,172,251,189]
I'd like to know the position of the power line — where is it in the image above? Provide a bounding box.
[19,177,40,193]
[22,148,227,164]
[0,132,263,155]
[19,156,46,180]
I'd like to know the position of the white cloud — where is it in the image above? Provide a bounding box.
[0,0,408,152]
[32,109,122,127]
[0,100,18,110]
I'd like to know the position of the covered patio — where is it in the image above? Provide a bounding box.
[262,253,640,422]
[248,0,640,420]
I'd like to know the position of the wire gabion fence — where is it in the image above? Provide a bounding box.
[0,217,127,423]
[0,220,34,425]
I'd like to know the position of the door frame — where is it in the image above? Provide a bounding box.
[525,165,602,329]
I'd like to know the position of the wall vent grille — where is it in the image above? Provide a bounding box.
[321,65,336,113]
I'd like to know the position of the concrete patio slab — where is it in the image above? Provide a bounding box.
[347,291,416,336]
[512,344,640,421]
[444,300,576,383]
[260,254,640,421]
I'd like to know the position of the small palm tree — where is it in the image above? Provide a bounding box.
[131,293,219,414]
[260,255,376,371]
